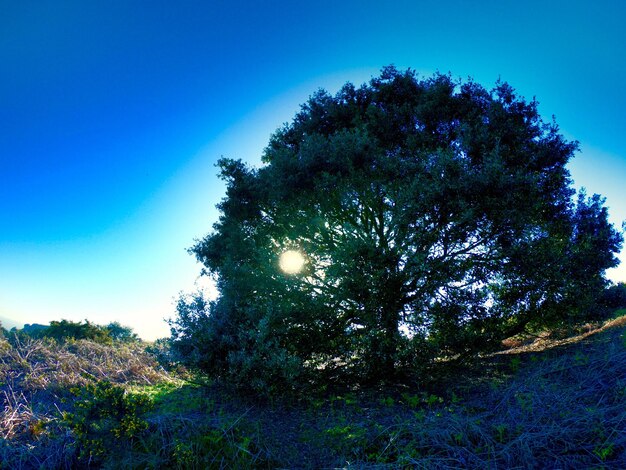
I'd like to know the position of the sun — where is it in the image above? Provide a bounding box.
[279,250,305,274]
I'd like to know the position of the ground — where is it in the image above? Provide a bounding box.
[2,312,626,468]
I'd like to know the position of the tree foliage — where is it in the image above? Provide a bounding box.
[172,67,623,391]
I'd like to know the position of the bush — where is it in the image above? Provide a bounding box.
[62,380,152,464]
[169,292,304,395]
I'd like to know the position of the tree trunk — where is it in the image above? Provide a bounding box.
[366,296,402,384]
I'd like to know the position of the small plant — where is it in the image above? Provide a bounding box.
[493,424,508,443]
[330,394,358,408]
[170,427,255,469]
[343,393,357,406]
[515,391,533,413]
[451,431,464,445]
[573,350,589,365]
[425,393,443,408]
[612,308,626,319]
[62,379,153,463]
[28,419,47,437]
[324,423,369,458]
[412,409,426,422]
[379,396,395,407]
[450,392,462,404]
[401,393,421,408]
[593,442,615,461]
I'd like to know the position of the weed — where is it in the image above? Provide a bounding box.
[425,393,443,408]
[28,419,47,437]
[3,314,626,468]
[493,423,507,443]
[514,391,533,413]
[401,392,421,408]
[574,350,589,365]
[169,427,255,469]
[62,379,153,463]
[594,443,615,461]
[330,393,358,408]
[612,308,626,320]
[379,396,395,407]
[324,423,368,458]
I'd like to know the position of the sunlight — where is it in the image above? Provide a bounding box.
[279,250,305,274]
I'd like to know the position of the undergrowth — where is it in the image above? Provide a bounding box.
[1,315,626,468]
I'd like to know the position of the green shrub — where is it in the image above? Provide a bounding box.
[169,292,304,396]
[145,337,181,371]
[62,379,153,464]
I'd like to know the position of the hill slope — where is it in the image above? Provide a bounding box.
[1,317,625,468]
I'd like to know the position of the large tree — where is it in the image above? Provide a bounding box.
[172,67,622,390]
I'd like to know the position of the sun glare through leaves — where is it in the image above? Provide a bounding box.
[279,250,305,274]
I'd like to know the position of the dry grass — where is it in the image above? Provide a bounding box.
[0,334,173,469]
[496,314,626,355]
[1,335,170,391]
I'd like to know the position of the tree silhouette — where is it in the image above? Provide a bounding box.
[173,67,622,390]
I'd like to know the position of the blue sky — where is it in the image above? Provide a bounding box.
[1,0,625,339]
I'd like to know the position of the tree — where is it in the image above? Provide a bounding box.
[172,67,623,390]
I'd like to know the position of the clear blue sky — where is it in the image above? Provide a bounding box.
[1,0,625,339]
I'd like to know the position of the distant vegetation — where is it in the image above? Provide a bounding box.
[2,319,138,345]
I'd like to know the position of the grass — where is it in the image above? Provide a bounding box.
[1,314,626,468]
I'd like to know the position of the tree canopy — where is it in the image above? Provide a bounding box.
[171,67,623,392]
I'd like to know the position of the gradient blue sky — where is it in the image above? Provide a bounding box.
[1,0,625,339]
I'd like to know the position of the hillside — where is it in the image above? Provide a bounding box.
[1,316,626,468]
